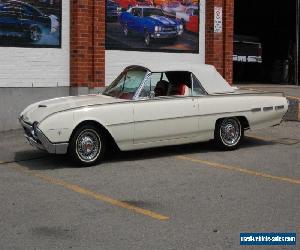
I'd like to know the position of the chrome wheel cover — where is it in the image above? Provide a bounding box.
[30,27,41,41]
[220,118,241,146]
[76,129,101,163]
[145,33,150,46]
[123,25,128,36]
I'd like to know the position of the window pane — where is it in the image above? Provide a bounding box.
[192,74,207,96]
[103,69,146,99]
[139,72,169,98]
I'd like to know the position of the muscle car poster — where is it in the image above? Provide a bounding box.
[0,0,61,48]
[105,0,200,53]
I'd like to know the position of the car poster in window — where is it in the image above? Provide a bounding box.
[0,0,61,48]
[105,0,200,53]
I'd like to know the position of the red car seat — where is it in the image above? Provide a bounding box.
[170,83,186,95]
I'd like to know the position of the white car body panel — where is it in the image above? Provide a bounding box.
[19,63,289,155]
[162,3,186,16]
[176,6,198,22]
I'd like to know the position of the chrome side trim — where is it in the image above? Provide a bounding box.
[263,106,274,112]
[275,105,285,110]
[251,108,261,112]
[106,109,253,127]
[39,92,287,123]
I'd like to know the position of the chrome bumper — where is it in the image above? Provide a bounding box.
[19,117,68,154]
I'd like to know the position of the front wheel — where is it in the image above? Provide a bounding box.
[144,31,151,46]
[214,117,243,150]
[29,25,42,42]
[68,125,106,166]
[123,24,129,36]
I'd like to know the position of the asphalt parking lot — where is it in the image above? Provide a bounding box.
[0,122,299,249]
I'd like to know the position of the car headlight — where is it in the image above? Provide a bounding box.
[155,26,162,32]
[178,24,183,30]
[32,121,39,138]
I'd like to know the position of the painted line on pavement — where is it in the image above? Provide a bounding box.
[9,164,169,221]
[176,155,300,186]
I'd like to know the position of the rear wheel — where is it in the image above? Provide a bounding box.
[214,117,243,150]
[68,124,106,166]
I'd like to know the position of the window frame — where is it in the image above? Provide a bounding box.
[135,71,208,100]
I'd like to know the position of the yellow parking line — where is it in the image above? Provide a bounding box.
[176,156,300,186]
[10,165,169,221]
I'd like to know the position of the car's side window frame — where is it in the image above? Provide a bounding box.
[135,71,208,100]
[191,73,208,96]
[133,71,152,100]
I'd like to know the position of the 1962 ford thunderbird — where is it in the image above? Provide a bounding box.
[19,63,288,165]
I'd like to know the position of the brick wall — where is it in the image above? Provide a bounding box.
[205,0,234,84]
[71,0,234,87]
[70,0,105,88]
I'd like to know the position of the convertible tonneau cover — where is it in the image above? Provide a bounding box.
[124,63,235,95]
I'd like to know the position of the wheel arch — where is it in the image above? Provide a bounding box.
[215,116,250,130]
[69,120,119,151]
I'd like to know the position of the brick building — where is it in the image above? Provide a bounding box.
[71,0,234,89]
[0,0,239,131]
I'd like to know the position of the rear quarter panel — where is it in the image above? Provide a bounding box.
[197,95,288,133]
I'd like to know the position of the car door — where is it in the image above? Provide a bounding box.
[192,74,217,140]
[133,73,199,145]
[127,8,139,30]
[132,8,143,33]
[129,8,142,32]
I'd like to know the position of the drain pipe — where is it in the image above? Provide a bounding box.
[296,0,299,85]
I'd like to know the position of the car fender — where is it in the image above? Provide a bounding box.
[71,103,135,150]
[38,111,75,144]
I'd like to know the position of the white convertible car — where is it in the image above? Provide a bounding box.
[19,63,288,165]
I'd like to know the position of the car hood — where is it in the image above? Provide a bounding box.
[145,15,179,26]
[21,94,124,124]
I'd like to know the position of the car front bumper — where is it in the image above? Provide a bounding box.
[19,117,68,155]
[151,30,183,39]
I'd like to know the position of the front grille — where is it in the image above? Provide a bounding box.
[162,26,177,32]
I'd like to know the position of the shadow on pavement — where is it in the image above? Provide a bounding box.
[14,137,274,171]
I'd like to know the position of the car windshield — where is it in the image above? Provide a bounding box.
[143,8,164,17]
[103,69,147,99]
[22,4,43,16]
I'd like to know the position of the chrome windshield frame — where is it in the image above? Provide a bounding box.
[132,70,152,100]
[104,66,151,100]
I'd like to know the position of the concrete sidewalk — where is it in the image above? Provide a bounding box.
[235,84,300,121]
